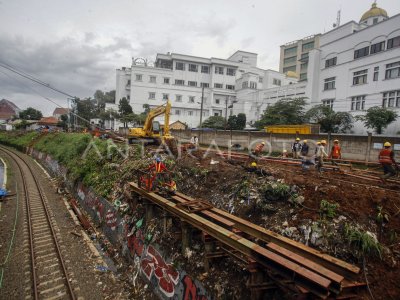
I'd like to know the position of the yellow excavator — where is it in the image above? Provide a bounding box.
[127,100,178,154]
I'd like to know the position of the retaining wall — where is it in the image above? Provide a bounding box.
[172,130,400,162]
[27,147,211,300]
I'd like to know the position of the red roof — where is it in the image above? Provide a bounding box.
[38,117,59,125]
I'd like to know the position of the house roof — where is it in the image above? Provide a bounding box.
[53,107,69,115]
[38,116,59,125]
[0,99,20,111]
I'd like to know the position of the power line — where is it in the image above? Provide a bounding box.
[0,61,76,98]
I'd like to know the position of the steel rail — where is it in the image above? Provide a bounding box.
[0,146,76,300]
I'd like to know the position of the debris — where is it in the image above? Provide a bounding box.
[70,231,82,237]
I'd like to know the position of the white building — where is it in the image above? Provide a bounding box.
[113,51,296,128]
[306,3,400,134]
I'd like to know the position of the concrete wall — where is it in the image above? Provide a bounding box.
[172,129,400,162]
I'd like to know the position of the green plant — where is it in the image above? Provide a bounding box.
[261,182,291,202]
[319,200,339,219]
[344,224,382,258]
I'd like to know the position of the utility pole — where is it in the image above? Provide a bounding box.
[199,86,204,128]
[224,97,229,130]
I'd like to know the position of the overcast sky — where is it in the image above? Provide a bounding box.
[0,0,398,116]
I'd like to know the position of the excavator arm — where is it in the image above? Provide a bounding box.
[143,101,171,136]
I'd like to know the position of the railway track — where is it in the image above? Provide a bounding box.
[0,146,77,300]
[130,180,365,299]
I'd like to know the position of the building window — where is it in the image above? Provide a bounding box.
[302,41,314,51]
[242,81,249,89]
[175,109,181,115]
[351,95,365,111]
[175,62,185,70]
[300,73,307,81]
[373,67,379,81]
[163,93,169,100]
[135,74,142,81]
[250,81,257,89]
[325,57,337,68]
[387,36,400,50]
[226,84,235,90]
[354,46,369,59]
[176,95,182,102]
[215,66,224,75]
[284,56,297,64]
[188,96,195,103]
[189,64,198,72]
[214,83,223,88]
[188,81,197,87]
[200,82,209,88]
[353,69,368,85]
[149,76,156,83]
[258,77,263,83]
[188,111,194,116]
[175,79,185,85]
[164,77,170,84]
[324,77,335,90]
[273,78,281,86]
[227,68,236,76]
[371,41,385,54]
[382,91,400,108]
[201,65,210,73]
[215,99,220,104]
[373,18,379,24]
[127,95,130,100]
[301,53,309,60]
[284,46,297,55]
[283,66,296,73]
[322,99,334,109]
[385,61,400,79]
[148,92,155,99]
[127,79,131,85]
[300,63,308,71]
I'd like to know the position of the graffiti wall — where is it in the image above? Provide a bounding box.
[28,148,212,300]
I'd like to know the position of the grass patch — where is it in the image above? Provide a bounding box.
[344,224,382,259]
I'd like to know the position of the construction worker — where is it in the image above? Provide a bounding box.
[292,138,302,159]
[379,142,398,181]
[252,142,265,157]
[315,141,321,155]
[315,140,328,173]
[249,161,258,172]
[282,150,289,158]
[148,157,169,174]
[329,139,342,165]
[300,140,309,157]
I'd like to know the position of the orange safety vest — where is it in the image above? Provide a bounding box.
[254,143,264,153]
[331,144,341,158]
[379,149,393,165]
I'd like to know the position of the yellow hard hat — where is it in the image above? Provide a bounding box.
[321,140,327,144]
[303,140,307,143]
[261,142,265,145]
[334,139,339,143]
[283,149,287,153]
[317,141,321,145]
[251,162,257,167]
[296,138,300,141]
[384,142,391,147]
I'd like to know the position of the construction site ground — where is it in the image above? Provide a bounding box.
[170,148,400,299]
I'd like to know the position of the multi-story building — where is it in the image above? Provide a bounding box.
[279,34,321,82]
[307,2,400,134]
[113,51,296,128]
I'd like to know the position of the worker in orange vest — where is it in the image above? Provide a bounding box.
[252,142,265,157]
[148,157,169,174]
[329,139,342,165]
[379,142,398,181]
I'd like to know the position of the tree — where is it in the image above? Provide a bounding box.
[227,113,246,130]
[57,114,69,130]
[19,107,43,120]
[94,90,116,113]
[118,97,133,115]
[356,106,398,134]
[201,116,225,129]
[74,97,97,126]
[254,98,307,129]
[305,105,353,133]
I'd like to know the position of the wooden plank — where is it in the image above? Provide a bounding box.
[267,243,343,289]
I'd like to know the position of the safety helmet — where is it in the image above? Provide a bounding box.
[261,142,265,145]
[317,141,321,145]
[296,138,300,141]
[303,140,307,143]
[321,140,327,144]
[251,162,257,167]
[155,157,161,162]
[334,139,339,143]
[384,142,392,147]
[283,150,287,153]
